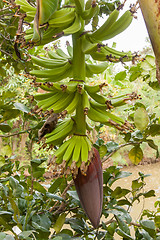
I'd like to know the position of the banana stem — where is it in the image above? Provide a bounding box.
[139,0,160,82]
[74,95,86,135]
[72,32,85,81]
[72,15,86,134]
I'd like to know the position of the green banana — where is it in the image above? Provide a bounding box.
[90,10,133,42]
[106,112,125,124]
[72,136,82,163]
[47,93,75,113]
[87,106,109,123]
[90,51,108,61]
[51,83,64,91]
[15,0,36,21]
[91,104,125,124]
[104,45,132,58]
[84,83,107,94]
[38,27,65,45]
[81,4,99,20]
[90,100,106,111]
[45,118,74,144]
[86,66,94,78]
[15,0,36,13]
[62,136,77,162]
[31,55,68,69]
[82,91,90,114]
[46,119,72,138]
[34,92,55,101]
[30,61,71,78]
[86,121,94,131]
[65,82,77,93]
[48,50,68,61]
[66,45,73,58]
[81,137,89,164]
[38,92,64,109]
[86,91,107,104]
[86,62,108,74]
[100,47,132,62]
[85,136,92,151]
[63,13,81,35]
[73,0,84,15]
[55,155,63,164]
[88,8,119,40]
[82,37,98,54]
[39,83,62,92]
[54,138,72,158]
[41,67,73,82]
[56,48,70,59]
[49,9,76,28]
[64,91,80,114]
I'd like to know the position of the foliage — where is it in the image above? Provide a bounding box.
[0,156,158,239]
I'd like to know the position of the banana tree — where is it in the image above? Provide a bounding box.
[15,0,138,228]
[139,0,160,83]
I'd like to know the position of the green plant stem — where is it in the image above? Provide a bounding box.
[72,29,85,81]
[74,95,86,135]
[0,128,31,138]
[72,15,86,135]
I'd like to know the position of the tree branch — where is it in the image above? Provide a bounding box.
[0,129,31,138]
[102,141,141,163]
[49,180,74,214]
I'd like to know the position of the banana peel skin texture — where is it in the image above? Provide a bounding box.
[139,0,160,83]
[73,147,103,229]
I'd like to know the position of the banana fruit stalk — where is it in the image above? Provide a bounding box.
[139,0,160,83]
[73,147,103,228]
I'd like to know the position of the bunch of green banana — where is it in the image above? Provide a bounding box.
[31,55,69,69]
[87,9,133,42]
[87,102,125,126]
[81,3,99,21]
[63,13,82,36]
[35,89,79,113]
[45,118,75,146]
[53,135,92,177]
[30,61,72,80]
[48,48,71,60]
[48,8,76,29]
[82,36,133,62]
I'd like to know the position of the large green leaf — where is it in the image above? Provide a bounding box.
[0,123,12,133]
[48,178,64,193]
[14,102,30,113]
[111,187,130,199]
[53,213,66,234]
[115,71,126,81]
[1,145,12,158]
[18,230,36,239]
[1,109,20,122]
[33,182,46,194]
[149,124,160,136]
[0,156,5,168]
[140,219,156,238]
[99,145,107,158]
[134,107,149,131]
[116,228,134,240]
[128,145,143,165]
